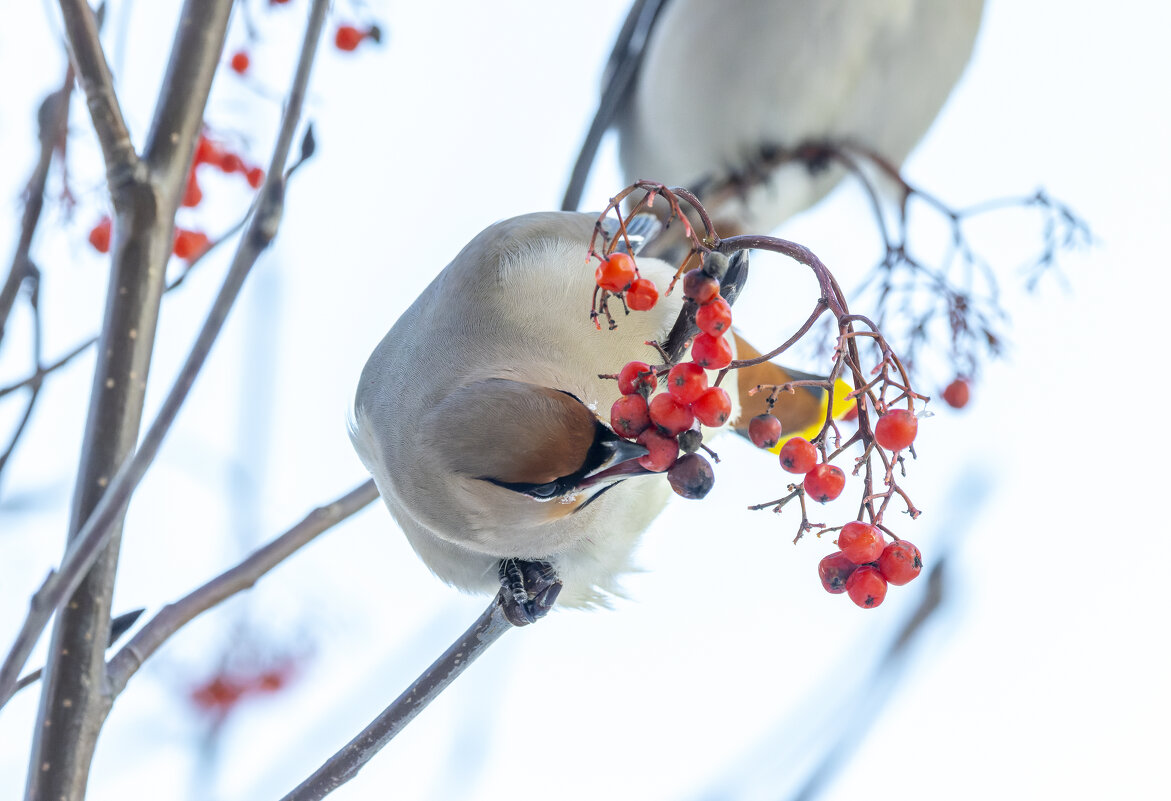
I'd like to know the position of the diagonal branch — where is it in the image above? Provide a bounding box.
[280,595,517,801]
[106,480,378,696]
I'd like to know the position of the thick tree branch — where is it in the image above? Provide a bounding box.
[23,2,235,799]
[281,595,517,801]
[106,480,378,695]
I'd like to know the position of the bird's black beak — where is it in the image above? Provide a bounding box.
[578,437,652,488]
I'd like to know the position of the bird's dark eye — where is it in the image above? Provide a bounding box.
[526,482,561,499]
[480,476,570,500]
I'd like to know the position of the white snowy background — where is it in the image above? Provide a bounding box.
[0,1,1167,799]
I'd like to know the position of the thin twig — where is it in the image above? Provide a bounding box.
[280,595,517,801]
[106,480,378,695]
[0,67,74,346]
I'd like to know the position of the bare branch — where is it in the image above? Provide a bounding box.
[0,67,73,345]
[280,595,517,801]
[106,480,378,696]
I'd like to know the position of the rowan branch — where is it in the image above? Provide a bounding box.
[280,595,517,801]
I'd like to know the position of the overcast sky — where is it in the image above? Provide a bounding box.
[1,2,1168,800]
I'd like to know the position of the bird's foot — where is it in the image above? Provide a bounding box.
[498,558,562,627]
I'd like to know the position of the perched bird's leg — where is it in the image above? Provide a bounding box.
[498,559,563,627]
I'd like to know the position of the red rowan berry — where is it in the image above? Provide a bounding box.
[942,378,970,409]
[874,409,918,451]
[748,413,782,449]
[691,332,733,369]
[595,252,637,293]
[837,521,885,564]
[692,386,732,427]
[88,216,112,254]
[173,229,210,261]
[219,152,244,174]
[667,453,715,499]
[617,361,655,396]
[778,436,817,473]
[649,392,694,436]
[877,540,922,585]
[626,277,659,311]
[846,565,888,608]
[335,24,367,52]
[666,362,708,404]
[230,50,250,74]
[610,394,650,439]
[818,551,857,594]
[803,463,845,502]
[636,428,679,472]
[682,268,720,304]
[246,166,265,189]
[695,295,732,336]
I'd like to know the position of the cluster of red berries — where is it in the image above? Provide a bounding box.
[747,415,847,502]
[595,250,735,370]
[818,522,922,609]
[747,400,923,608]
[188,659,298,717]
[88,133,266,262]
[188,133,265,207]
[598,251,739,500]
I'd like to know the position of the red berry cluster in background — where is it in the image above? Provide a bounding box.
[187,658,300,719]
[818,522,922,609]
[191,132,265,199]
[598,252,739,500]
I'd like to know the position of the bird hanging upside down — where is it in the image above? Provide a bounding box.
[350,211,847,625]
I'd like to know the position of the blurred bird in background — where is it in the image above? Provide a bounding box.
[350,212,836,623]
[563,0,986,235]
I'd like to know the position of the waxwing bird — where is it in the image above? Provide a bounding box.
[563,0,985,235]
[351,211,837,622]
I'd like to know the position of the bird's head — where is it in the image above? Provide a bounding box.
[413,378,653,542]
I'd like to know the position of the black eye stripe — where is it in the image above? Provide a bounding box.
[476,414,623,500]
[480,476,572,499]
